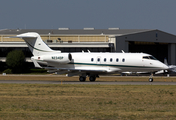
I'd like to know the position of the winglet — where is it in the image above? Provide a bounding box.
[121,50,125,53]
[164,58,168,65]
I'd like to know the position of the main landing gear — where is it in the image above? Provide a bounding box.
[79,75,97,82]
[79,76,86,82]
[89,76,96,82]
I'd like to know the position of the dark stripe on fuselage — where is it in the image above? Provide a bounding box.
[68,62,160,69]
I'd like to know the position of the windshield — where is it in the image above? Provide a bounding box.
[142,56,157,60]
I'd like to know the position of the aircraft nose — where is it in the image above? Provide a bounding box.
[162,64,169,69]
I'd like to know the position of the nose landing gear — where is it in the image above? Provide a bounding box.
[149,78,153,82]
[149,73,153,82]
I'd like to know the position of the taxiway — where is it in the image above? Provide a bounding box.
[0,80,176,85]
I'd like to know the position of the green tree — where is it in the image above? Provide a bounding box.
[6,50,25,73]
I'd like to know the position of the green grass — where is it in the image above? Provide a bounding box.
[0,84,176,120]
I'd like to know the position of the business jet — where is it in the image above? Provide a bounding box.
[155,58,176,75]
[11,32,168,82]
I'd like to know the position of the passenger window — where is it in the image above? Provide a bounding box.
[110,58,113,62]
[104,58,106,62]
[97,58,100,62]
[116,58,119,62]
[122,58,125,62]
[91,58,94,62]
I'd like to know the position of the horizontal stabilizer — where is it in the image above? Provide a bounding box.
[9,36,37,39]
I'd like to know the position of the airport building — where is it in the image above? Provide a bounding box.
[0,28,176,66]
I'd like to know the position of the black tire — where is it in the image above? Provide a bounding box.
[149,78,153,82]
[89,76,96,82]
[79,76,86,82]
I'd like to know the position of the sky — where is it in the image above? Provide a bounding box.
[0,0,176,35]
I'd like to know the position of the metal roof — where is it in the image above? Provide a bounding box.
[0,42,110,48]
[0,29,152,35]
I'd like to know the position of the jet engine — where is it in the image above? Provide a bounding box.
[38,53,72,63]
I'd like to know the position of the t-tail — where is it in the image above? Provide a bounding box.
[14,32,60,56]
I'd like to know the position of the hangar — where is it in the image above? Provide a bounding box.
[0,28,176,66]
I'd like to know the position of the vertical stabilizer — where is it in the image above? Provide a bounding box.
[16,32,55,56]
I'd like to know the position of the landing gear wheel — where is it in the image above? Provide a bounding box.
[89,76,96,82]
[149,78,153,82]
[79,76,86,82]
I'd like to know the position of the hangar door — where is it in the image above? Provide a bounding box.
[129,41,168,63]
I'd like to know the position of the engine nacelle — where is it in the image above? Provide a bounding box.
[38,53,72,64]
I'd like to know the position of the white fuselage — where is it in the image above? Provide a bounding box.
[34,52,168,73]
[14,32,169,81]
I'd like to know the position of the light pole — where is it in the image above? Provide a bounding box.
[48,33,50,40]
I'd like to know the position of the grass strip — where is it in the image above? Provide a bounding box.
[0,84,176,120]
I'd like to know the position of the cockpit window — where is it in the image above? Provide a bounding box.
[143,56,157,60]
[149,56,157,60]
[143,56,149,59]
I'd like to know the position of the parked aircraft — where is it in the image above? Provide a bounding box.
[11,32,168,82]
[155,58,176,75]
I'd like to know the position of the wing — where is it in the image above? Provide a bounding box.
[44,66,121,77]
[31,57,122,76]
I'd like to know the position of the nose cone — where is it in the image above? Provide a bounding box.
[162,63,169,70]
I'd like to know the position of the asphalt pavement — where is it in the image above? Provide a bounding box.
[0,80,176,85]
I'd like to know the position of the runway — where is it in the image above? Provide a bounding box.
[0,80,176,85]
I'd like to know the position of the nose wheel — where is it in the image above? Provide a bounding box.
[149,78,153,82]
[149,73,153,82]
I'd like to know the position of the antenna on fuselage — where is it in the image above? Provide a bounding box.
[121,50,125,53]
